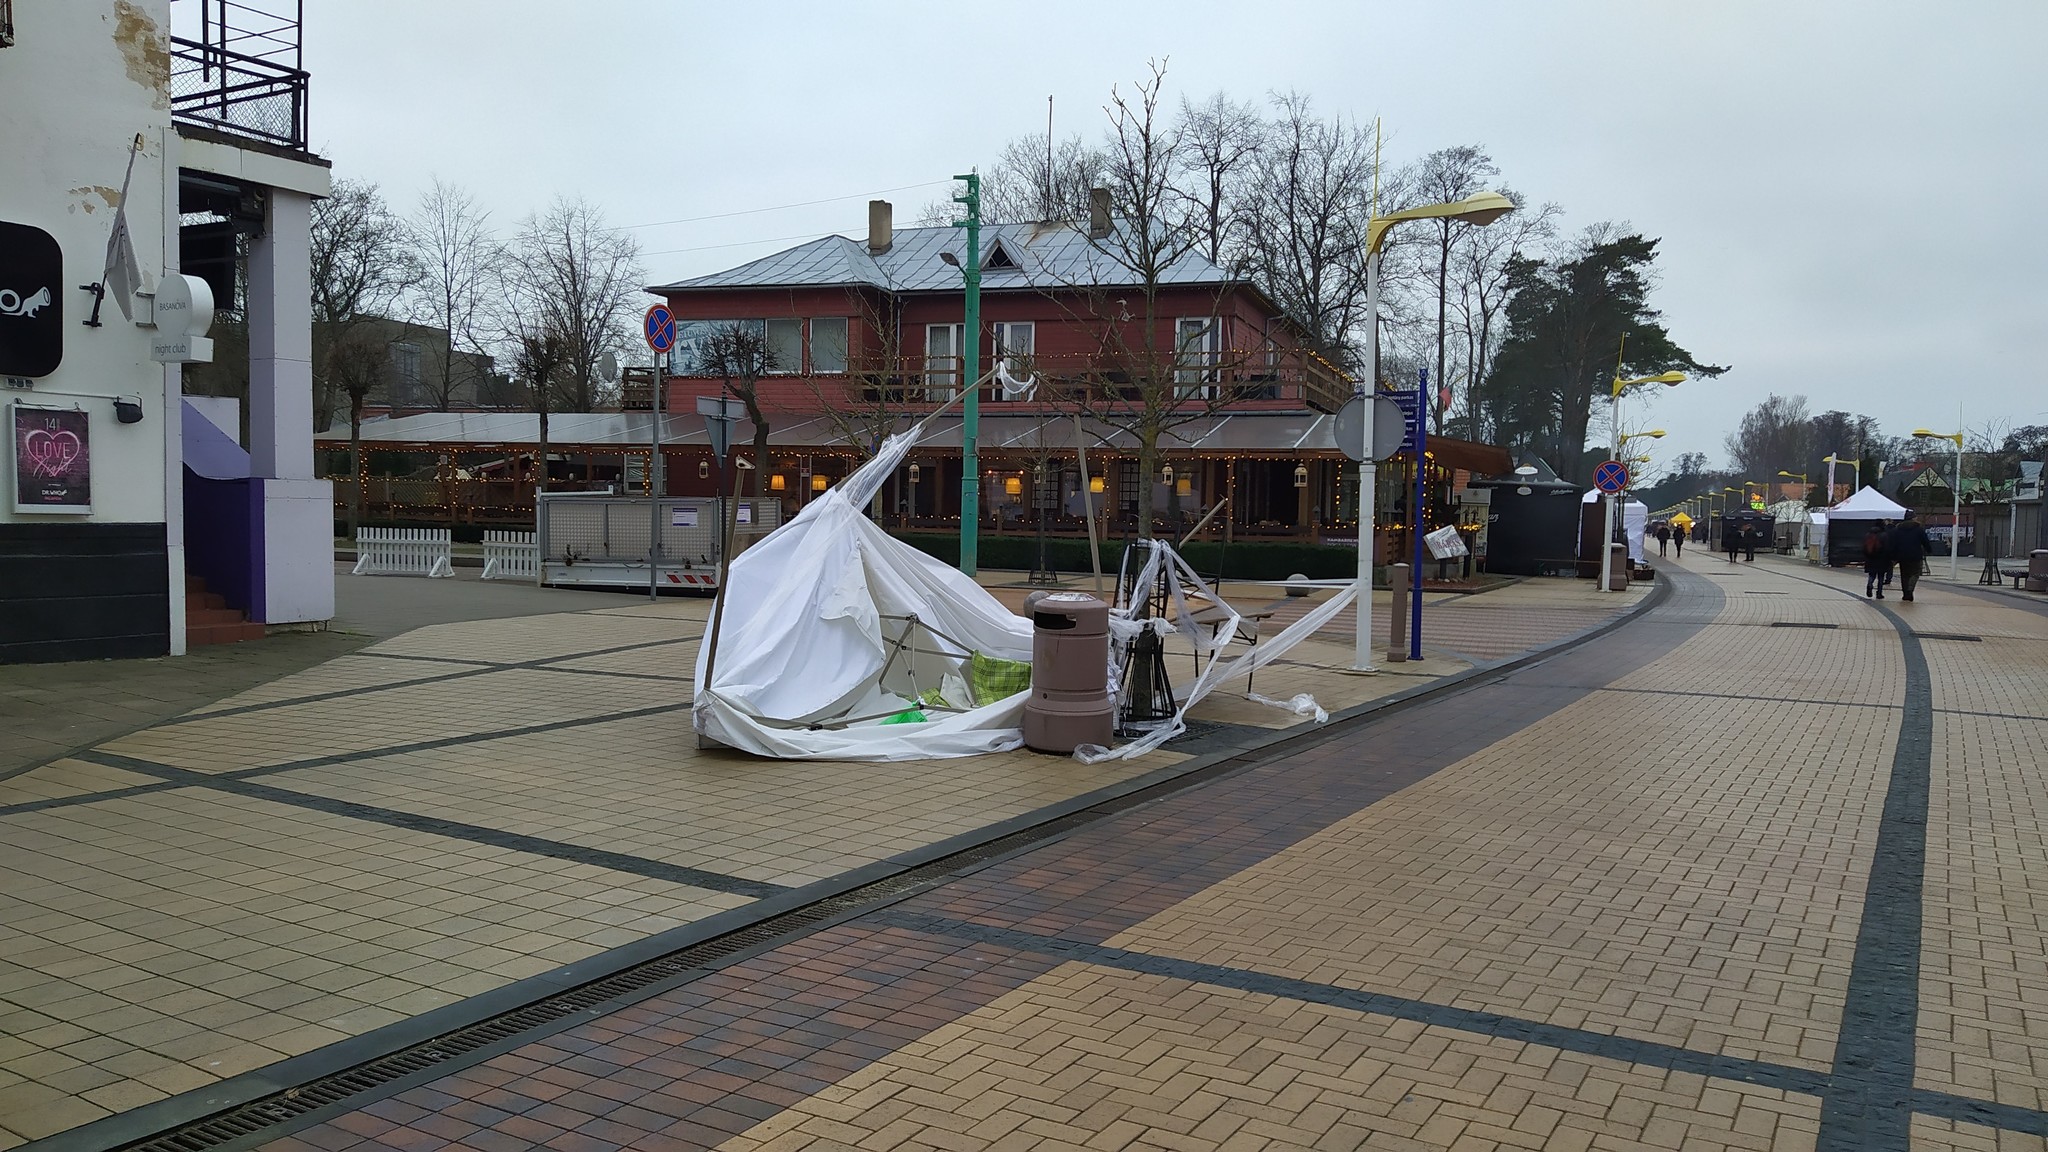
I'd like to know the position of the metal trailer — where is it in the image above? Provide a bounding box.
[534,493,783,593]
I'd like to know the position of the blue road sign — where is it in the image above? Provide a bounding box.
[1387,389,1422,453]
[1594,460,1630,494]
[643,304,677,354]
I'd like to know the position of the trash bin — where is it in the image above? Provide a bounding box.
[2028,549,2048,593]
[1607,543,1630,591]
[1023,593,1114,753]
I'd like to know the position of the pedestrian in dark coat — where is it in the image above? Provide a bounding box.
[1673,525,1685,556]
[1723,522,1741,563]
[1863,520,1892,598]
[1888,511,1934,601]
[1742,525,1759,562]
[1656,523,1671,557]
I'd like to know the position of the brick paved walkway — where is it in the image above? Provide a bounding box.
[152,552,2046,1152]
[0,572,1642,1149]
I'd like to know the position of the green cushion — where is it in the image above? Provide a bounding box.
[969,651,1032,705]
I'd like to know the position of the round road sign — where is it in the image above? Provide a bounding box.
[1593,460,1630,494]
[643,305,677,354]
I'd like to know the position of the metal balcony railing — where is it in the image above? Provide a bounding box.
[171,34,308,149]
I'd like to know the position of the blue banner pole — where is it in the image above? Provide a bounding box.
[1410,368,1426,661]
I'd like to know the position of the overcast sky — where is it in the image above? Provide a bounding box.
[297,0,2047,471]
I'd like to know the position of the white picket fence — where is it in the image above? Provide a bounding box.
[351,527,454,578]
[480,530,540,582]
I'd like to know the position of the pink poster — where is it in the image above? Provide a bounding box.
[12,404,92,513]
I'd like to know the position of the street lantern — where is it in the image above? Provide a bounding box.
[1293,463,1309,489]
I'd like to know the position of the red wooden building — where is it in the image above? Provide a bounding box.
[646,199,1505,544]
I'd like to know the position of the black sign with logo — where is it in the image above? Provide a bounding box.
[0,221,64,377]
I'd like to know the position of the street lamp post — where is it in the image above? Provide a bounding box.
[953,172,982,576]
[1602,348,1686,593]
[1913,427,1965,580]
[1352,191,1515,670]
[1821,454,1860,503]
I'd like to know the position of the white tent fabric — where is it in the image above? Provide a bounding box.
[1824,486,1909,520]
[1580,490,1649,563]
[1808,510,1828,554]
[693,423,1346,762]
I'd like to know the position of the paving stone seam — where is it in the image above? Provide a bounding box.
[1768,568,1931,1152]
[165,634,704,727]
[73,749,790,899]
[0,703,690,820]
[19,580,1676,1152]
[883,909,2048,1140]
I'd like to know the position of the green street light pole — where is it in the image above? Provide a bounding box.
[954,172,982,576]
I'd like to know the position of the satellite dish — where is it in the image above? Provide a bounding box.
[1333,395,1409,462]
[598,351,620,383]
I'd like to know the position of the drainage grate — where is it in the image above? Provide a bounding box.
[117,737,1296,1152]
[1770,622,1838,629]
[1913,632,1983,642]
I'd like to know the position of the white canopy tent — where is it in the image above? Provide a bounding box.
[1824,486,1909,521]
[693,419,1351,762]
[1580,490,1649,563]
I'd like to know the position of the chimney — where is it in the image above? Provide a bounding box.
[868,199,893,254]
[1088,188,1111,240]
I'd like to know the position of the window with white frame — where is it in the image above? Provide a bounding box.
[924,323,963,400]
[810,317,848,373]
[991,321,1034,398]
[764,318,803,374]
[1175,318,1220,397]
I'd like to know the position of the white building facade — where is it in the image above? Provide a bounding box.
[1,0,332,662]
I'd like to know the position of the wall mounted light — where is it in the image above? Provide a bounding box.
[811,474,828,492]
[909,463,921,483]
[1293,463,1309,488]
[1089,476,1105,494]
[698,459,710,479]
[770,473,786,491]
[1003,476,1023,496]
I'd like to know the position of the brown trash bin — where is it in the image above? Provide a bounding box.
[1023,593,1114,754]
[2028,550,2048,593]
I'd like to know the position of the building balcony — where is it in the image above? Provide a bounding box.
[170,0,309,152]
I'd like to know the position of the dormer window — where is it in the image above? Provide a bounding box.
[983,239,1020,272]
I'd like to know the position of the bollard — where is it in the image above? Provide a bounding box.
[1387,562,1409,663]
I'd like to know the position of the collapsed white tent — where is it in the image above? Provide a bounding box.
[693,422,1352,762]
[1580,489,1649,563]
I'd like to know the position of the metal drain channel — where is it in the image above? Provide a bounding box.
[1771,621,1839,629]
[114,740,1297,1152]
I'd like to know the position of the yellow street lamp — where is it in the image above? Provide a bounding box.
[1913,427,1965,580]
[1603,336,1689,592]
[1352,188,1518,668]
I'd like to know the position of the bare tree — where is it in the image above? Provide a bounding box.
[1398,146,1502,434]
[511,326,569,501]
[510,197,644,411]
[800,289,920,518]
[1043,60,1265,539]
[407,179,499,411]
[1724,393,1813,478]
[329,326,391,530]
[915,131,1106,226]
[1238,93,1377,373]
[310,179,413,431]
[695,322,780,498]
[1451,188,1558,440]
[1174,91,1265,267]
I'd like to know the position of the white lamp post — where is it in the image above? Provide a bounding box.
[1913,427,1965,580]
[1352,191,1515,670]
[1601,357,1685,593]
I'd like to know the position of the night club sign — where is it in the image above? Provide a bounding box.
[12,403,92,514]
[0,221,64,378]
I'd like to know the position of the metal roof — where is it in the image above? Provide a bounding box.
[650,219,1234,295]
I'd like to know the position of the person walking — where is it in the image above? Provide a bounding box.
[1656,523,1671,557]
[1673,524,1685,557]
[1888,510,1934,601]
[1723,520,1741,563]
[1863,519,1893,598]
[1742,524,1759,562]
